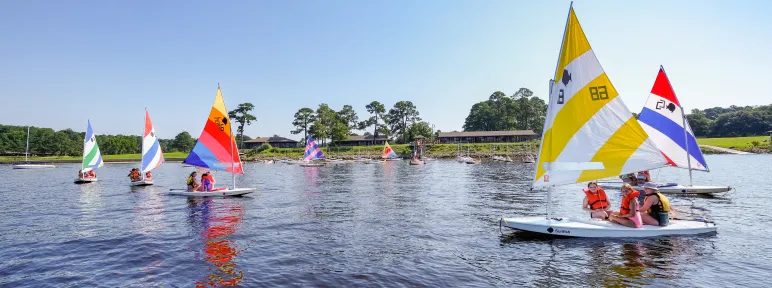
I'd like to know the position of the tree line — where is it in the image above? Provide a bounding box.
[686,104,772,137]
[291,101,433,145]
[0,125,198,156]
[463,88,547,133]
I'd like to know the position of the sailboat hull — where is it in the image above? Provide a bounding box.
[500,216,716,238]
[12,164,56,169]
[168,187,256,197]
[130,180,154,186]
[598,182,731,194]
[74,177,98,184]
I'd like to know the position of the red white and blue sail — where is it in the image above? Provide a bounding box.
[141,109,164,173]
[637,67,708,171]
[303,136,325,161]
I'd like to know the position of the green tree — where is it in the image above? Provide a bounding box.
[228,102,257,149]
[291,107,316,141]
[315,104,338,145]
[359,101,387,138]
[463,90,547,133]
[337,105,359,131]
[408,121,433,141]
[387,101,421,143]
[172,131,196,152]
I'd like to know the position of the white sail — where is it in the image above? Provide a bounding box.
[82,120,104,172]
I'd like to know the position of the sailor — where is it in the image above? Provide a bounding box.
[186,171,201,192]
[201,172,214,192]
[582,182,611,219]
[639,182,672,226]
[609,184,643,228]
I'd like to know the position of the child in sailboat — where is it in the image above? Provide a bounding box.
[201,172,213,191]
[128,168,141,181]
[609,184,643,228]
[187,171,201,192]
[639,182,672,226]
[77,170,83,179]
[145,171,152,179]
[582,182,611,219]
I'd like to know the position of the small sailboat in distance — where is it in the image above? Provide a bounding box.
[300,136,326,167]
[131,109,164,186]
[74,120,103,184]
[169,85,256,197]
[12,126,56,169]
[382,141,400,161]
[499,3,716,237]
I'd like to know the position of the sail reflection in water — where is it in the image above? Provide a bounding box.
[187,198,245,287]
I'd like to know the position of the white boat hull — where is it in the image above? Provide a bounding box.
[500,216,716,238]
[300,163,325,167]
[12,164,56,169]
[74,177,98,184]
[599,182,731,194]
[168,187,256,197]
[130,180,154,186]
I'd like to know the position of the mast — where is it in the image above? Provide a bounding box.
[681,106,693,186]
[220,83,237,189]
[25,126,30,162]
[542,2,573,220]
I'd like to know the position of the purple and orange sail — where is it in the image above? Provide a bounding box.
[183,86,244,174]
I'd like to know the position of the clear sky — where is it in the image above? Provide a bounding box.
[1,0,770,139]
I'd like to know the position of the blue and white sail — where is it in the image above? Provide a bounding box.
[82,120,104,172]
[637,66,708,171]
[303,136,326,161]
[141,109,164,173]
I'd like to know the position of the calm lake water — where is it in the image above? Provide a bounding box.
[1,155,770,287]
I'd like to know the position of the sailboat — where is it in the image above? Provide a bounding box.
[500,3,716,237]
[599,67,732,194]
[12,126,56,169]
[74,120,104,184]
[382,141,401,161]
[169,85,256,197]
[300,136,326,167]
[131,109,164,186]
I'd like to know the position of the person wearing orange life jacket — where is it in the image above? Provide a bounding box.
[88,170,96,178]
[609,183,643,228]
[145,171,152,179]
[582,182,611,219]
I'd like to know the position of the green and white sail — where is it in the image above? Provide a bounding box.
[82,120,104,172]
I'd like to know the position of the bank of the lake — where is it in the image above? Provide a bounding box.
[697,136,771,154]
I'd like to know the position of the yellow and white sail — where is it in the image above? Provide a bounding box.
[533,6,667,187]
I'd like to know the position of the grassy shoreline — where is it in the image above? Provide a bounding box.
[696,136,770,153]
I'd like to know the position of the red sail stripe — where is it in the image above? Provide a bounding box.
[650,68,680,107]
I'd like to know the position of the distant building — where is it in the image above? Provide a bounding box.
[437,130,538,144]
[336,135,388,146]
[243,136,299,149]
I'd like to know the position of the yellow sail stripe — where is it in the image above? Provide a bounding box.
[577,117,648,182]
[210,87,234,138]
[554,8,591,84]
[534,73,619,181]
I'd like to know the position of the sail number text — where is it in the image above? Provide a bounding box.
[589,86,608,101]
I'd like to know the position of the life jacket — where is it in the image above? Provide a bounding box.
[644,192,671,214]
[620,189,640,215]
[583,188,609,210]
[89,171,95,177]
[201,177,212,191]
[187,176,197,186]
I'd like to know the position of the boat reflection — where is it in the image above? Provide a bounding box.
[187,198,245,287]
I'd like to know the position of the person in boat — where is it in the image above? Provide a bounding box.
[128,168,141,181]
[639,182,672,226]
[145,171,152,180]
[77,170,83,179]
[582,181,611,219]
[609,183,643,228]
[88,170,96,178]
[201,172,213,192]
[637,170,651,182]
[187,171,201,192]
[635,174,647,187]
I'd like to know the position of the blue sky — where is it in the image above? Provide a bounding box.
[1,0,770,139]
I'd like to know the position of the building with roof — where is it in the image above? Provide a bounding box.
[437,130,537,144]
[243,136,299,149]
[336,135,388,146]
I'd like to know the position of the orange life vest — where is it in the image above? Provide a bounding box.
[619,189,640,215]
[583,188,609,210]
[146,171,152,178]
